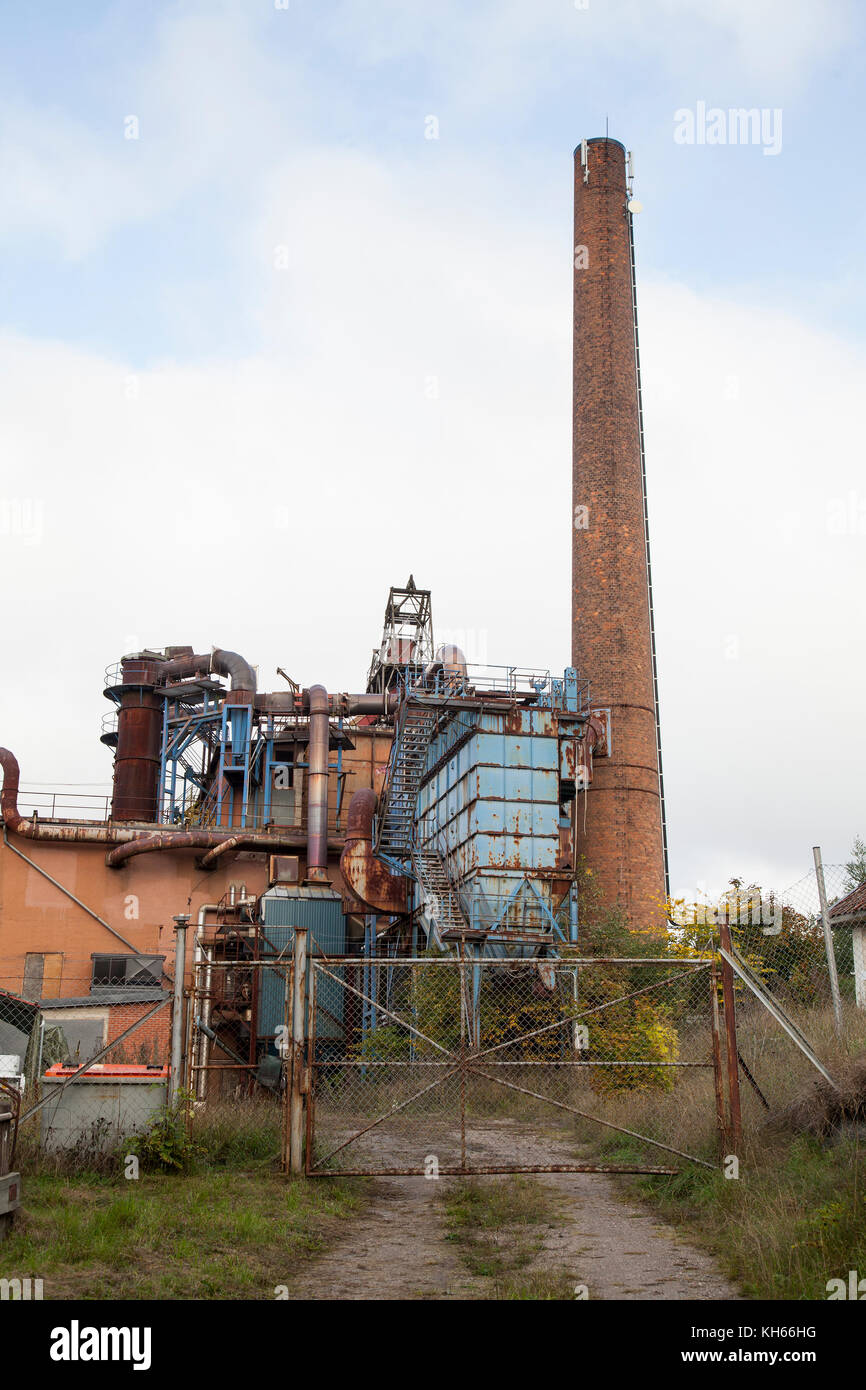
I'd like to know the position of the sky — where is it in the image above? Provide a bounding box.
[0,0,864,903]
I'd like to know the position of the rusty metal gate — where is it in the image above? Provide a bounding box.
[301,952,737,1177]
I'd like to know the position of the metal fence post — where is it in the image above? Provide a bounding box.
[813,846,844,1038]
[289,926,308,1175]
[169,914,190,1107]
[717,914,742,1152]
[709,956,729,1157]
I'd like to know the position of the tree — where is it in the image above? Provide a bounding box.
[843,835,866,893]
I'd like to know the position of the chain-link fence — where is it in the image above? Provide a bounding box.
[306,954,724,1176]
[0,956,172,1165]
[188,958,291,1167]
[668,859,866,1129]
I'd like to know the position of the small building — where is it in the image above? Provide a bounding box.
[829,883,866,1009]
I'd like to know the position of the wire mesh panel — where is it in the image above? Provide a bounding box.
[0,954,173,1163]
[189,958,291,1167]
[306,956,719,1176]
[670,865,866,1125]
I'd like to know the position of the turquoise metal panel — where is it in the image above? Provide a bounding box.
[258,892,345,1041]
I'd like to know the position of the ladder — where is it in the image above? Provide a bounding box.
[627,201,670,900]
[411,845,471,940]
[375,701,439,859]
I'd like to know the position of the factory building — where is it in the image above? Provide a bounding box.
[0,136,667,1084]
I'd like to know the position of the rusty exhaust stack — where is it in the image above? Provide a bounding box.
[305,684,330,883]
[110,656,164,822]
[572,137,666,928]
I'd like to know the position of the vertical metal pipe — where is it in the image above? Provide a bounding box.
[169,914,190,1106]
[289,926,308,1173]
[306,685,330,882]
[813,846,844,1038]
[192,904,220,1102]
[305,962,318,1175]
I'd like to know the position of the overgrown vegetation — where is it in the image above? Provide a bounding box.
[2,1096,365,1299]
[629,1132,866,1301]
[565,1015,866,1300]
[442,1176,574,1299]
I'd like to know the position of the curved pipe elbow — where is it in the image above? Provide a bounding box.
[211,648,257,694]
[425,643,468,682]
[0,747,23,831]
[157,648,257,694]
[345,787,376,841]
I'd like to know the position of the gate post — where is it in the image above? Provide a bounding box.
[718,913,742,1152]
[169,914,190,1107]
[709,955,729,1156]
[813,846,844,1037]
[289,926,308,1175]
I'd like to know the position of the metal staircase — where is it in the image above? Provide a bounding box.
[375,700,439,860]
[411,845,472,941]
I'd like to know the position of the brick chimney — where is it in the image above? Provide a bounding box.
[572,136,667,927]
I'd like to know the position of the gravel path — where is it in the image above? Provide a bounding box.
[287,1124,741,1301]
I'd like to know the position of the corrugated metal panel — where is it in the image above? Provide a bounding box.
[417,705,563,935]
[259,890,345,1041]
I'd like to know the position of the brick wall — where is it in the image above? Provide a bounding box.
[572,137,666,928]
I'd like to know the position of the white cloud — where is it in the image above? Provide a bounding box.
[0,0,854,257]
[1,143,865,895]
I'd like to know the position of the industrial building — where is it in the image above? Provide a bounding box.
[0,136,667,1092]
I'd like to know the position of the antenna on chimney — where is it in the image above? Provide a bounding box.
[580,139,589,184]
[627,150,634,198]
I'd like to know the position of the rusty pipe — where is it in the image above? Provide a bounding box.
[198,836,242,868]
[158,648,257,694]
[339,788,407,914]
[285,690,399,717]
[306,684,330,883]
[345,786,377,839]
[0,746,341,867]
[1,747,144,843]
[105,826,343,869]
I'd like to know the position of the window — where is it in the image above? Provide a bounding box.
[90,955,164,990]
[43,1009,108,1064]
[22,952,63,1001]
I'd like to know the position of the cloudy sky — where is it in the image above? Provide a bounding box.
[0,0,863,901]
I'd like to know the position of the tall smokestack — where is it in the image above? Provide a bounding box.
[572,136,667,927]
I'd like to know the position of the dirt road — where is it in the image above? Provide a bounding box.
[288,1126,740,1301]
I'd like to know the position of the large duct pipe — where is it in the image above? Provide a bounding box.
[572,136,666,928]
[340,788,406,914]
[158,648,257,695]
[306,684,330,883]
[259,690,399,717]
[104,826,343,869]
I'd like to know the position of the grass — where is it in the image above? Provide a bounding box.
[441,1175,574,1299]
[2,1097,366,1299]
[561,1004,866,1301]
